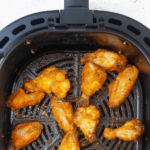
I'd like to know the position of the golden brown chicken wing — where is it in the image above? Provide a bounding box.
[24,67,70,98]
[109,65,139,108]
[51,96,75,133]
[7,88,45,111]
[81,49,127,71]
[58,131,80,150]
[79,62,107,106]
[103,119,145,141]
[74,105,100,143]
[11,122,43,150]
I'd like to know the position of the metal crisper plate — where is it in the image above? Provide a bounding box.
[11,51,143,150]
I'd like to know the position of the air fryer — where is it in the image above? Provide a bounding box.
[0,0,150,149]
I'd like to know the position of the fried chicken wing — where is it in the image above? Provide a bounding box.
[51,96,75,133]
[104,119,145,141]
[79,62,107,106]
[74,105,100,143]
[58,131,80,150]
[11,122,43,150]
[24,67,70,98]
[81,49,127,71]
[109,65,139,108]
[7,88,45,111]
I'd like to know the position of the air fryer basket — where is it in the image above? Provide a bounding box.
[0,0,150,150]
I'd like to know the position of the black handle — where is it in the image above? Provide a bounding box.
[60,0,92,24]
[64,0,89,9]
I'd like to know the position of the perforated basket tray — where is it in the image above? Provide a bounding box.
[10,50,143,150]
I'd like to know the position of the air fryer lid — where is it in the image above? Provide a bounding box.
[0,0,150,150]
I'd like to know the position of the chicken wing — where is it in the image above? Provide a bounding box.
[7,88,45,111]
[79,62,107,107]
[24,67,70,98]
[109,65,139,108]
[51,96,75,133]
[104,119,145,141]
[11,122,43,150]
[81,49,127,71]
[74,105,100,143]
[58,131,80,150]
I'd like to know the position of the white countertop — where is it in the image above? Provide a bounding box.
[0,0,150,31]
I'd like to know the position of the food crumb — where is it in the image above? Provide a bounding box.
[44,111,49,117]
[80,143,85,146]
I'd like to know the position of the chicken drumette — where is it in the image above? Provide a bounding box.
[74,105,100,143]
[109,65,139,108]
[7,88,45,111]
[78,62,107,106]
[81,49,127,71]
[24,67,70,98]
[10,122,43,150]
[58,131,80,150]
[104,119,145,141]
[51,96,75,133]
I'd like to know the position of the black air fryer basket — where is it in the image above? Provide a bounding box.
[0,0,150,149]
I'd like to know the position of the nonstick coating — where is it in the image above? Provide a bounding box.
[9,50,143,150]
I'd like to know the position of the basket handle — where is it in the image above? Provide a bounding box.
[64,0,89,9]
[60,0,92,24]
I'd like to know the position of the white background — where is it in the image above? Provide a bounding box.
[0,0,150,31]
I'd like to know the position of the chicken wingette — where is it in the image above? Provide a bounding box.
[10,122,43,150]
[109,65,139,108]
[7,88,45,111]
[51,96,75,133]
[104,119,145,141]
[24,67,70,98]
[78,62,107,107]
[81,49,127,71]
[58,131,80,150]
[74,105,100,143]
